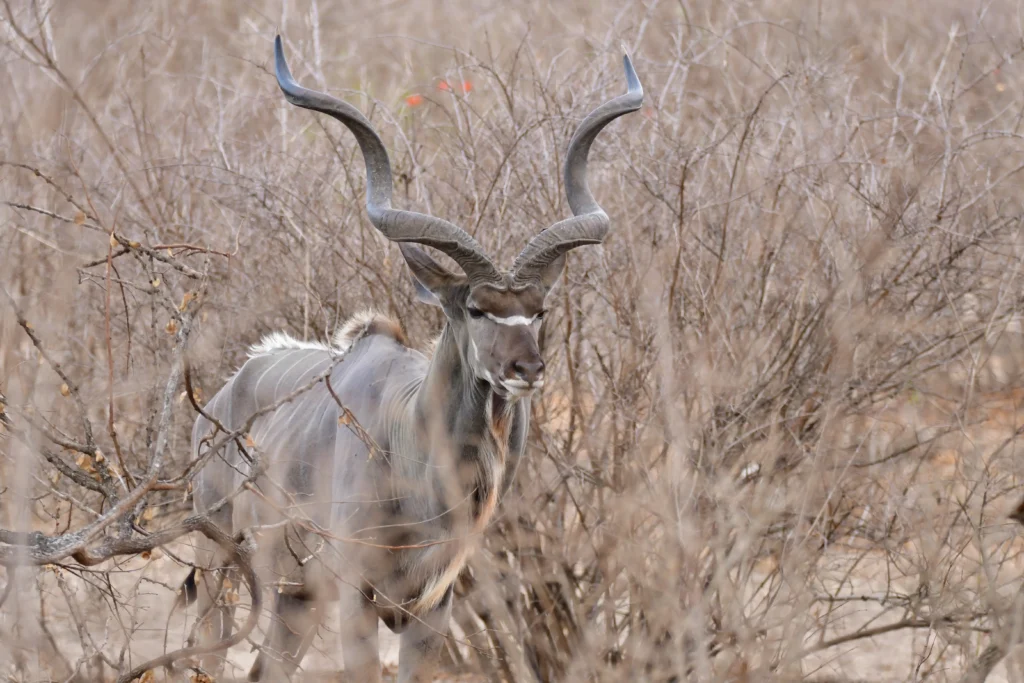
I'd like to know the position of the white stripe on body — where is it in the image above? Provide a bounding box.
[273,350,321,397]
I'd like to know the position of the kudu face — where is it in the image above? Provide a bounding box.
[399,243,565,397]
[462,282,549,397]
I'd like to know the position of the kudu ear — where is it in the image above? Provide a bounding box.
[399,243,457,307]
[537,253,567,291]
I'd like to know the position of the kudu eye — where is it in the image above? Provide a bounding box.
[467,307,484,319]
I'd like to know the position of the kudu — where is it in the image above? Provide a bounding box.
[183,34,642,682]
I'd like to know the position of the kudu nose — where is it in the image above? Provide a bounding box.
[510,359,545,384]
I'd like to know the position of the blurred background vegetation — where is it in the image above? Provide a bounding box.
[3,0,1024,680]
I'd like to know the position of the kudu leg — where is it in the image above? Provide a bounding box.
[186,566,237,675]
[339,588,381,682]
[185,506,236,676]
[247,590,322,681]
[398,586,453,683]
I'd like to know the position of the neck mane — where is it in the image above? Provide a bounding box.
[413,324,518,526]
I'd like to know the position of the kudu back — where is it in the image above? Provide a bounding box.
[183,35,642,682]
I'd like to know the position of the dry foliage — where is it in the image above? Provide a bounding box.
[3,0,1024,681]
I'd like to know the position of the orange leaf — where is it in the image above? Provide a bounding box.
[76,453,96,473]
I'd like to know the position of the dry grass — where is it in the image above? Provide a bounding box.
[3,0,1024,680]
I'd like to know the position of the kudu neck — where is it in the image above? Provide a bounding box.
[411,321,523,531]
[415,323,511,448]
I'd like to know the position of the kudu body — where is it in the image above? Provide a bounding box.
[185,35,642,681]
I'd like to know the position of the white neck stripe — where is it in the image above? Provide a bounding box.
[483,312,537,326]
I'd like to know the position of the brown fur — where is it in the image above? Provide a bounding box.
[366,317,408,346]
[333,310,409,349]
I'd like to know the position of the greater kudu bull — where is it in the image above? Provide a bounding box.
[183,34,642,682]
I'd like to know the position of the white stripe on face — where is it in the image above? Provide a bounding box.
[482,312,537,326]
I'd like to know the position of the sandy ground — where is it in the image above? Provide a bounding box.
[798,546,1017,683]
[8,541,1012,683]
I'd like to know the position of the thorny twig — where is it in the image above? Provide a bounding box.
[0,281,206,564]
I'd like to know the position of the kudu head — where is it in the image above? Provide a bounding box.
[274,36,642,398]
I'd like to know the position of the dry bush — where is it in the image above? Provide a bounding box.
[2,0,1024,681]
